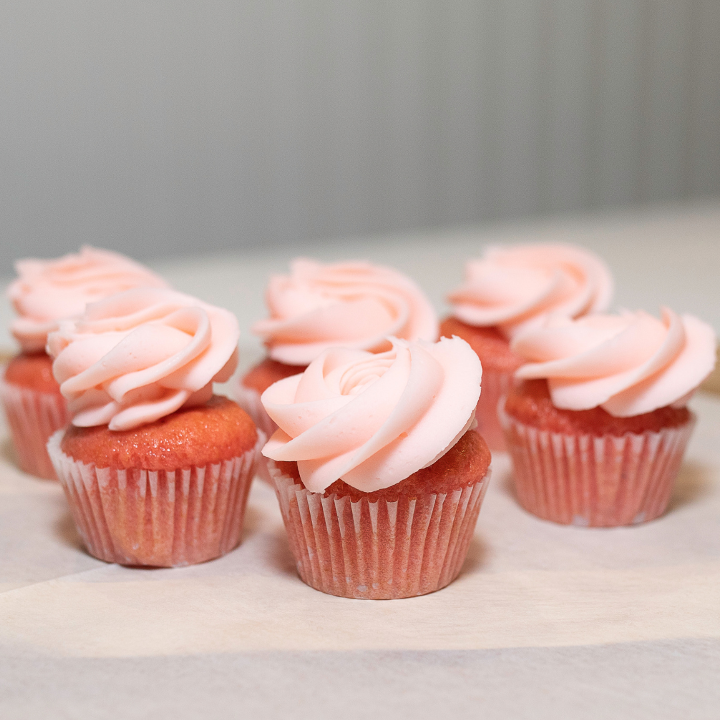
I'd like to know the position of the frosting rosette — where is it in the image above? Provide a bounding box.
[261,336,481,492]
[252,259,439,365]
[8,246,168,352]
[47,288,239,430]
[448,243,613,338]
[513,308,716,417]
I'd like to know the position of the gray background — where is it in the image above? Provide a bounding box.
[2,1,720,277]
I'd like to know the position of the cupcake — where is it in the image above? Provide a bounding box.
[1,246,168,478]
[235,258,438,475]
[45,287,261,566]
[442,243,613,451]
[500,308,716,527]
[261,336,491,599]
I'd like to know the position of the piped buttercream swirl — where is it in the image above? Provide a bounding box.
[512,308,716,416]
[47,287,239,430]
[448,244,613,338]
[252,259,439,365]
[261,336,481,492]
[8,246,168,353]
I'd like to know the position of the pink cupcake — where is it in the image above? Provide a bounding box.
[1,247,167,478]
[235,258,438,478]
[45,288,261,566]
[500,308,716,526]
[261,336,491,599]
[442,244,613,451]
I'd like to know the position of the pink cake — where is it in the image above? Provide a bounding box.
[501,308,716,526]
[444,243,613,451]
[46,287,261,566]
[262,336,491,599]
[234,258,439,479]
[1,247,167,478]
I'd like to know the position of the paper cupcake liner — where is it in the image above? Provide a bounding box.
[474,368,514,452]
[269,461,491,599]
[47,430,264,566]
[232,381,277,484]
[499,400,695,527]
[0,376,70,480]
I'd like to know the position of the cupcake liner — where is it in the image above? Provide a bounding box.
[232,381,277,484]
[269,461,491,599]
[474,368,514,452]
[499,399,696,527]
[0,376,70,480]
[47,430,264,566]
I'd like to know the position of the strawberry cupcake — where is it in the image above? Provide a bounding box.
[261,336,491,599]
[45,287,261,567]
[442,243,613,451]
[500,308,716,527]
[1,247,168,478]
[235,258,438,476]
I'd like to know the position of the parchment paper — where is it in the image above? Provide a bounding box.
[3,208,720,717]
[1,392,719,662]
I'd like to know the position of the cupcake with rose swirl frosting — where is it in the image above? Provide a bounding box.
[500,308,716,527]
[442,243,613,451]
[45,287,261,567]
[1,246,168,478]
[261,336,491,599]
[235,258,439,476]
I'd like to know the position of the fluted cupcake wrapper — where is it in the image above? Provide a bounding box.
[499,400,695,527]
[269,461,491,599]
[233,381,278,484]
[0,377,70,480]
[474,368,515,452]
[47,430,264,567]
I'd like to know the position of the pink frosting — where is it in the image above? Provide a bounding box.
[252,259,439,365]
[8,246,169,353]
[448,244,613,338]
[512,308,716,416]
[47,288,239,431]
[261,336,481,493]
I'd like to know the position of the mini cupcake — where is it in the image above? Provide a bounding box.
[46,287,261,566]
[235,258,438,475]
[500,308,716,527]
[442,243,613,451]
[1,247,168,478]
[261,336,491,599]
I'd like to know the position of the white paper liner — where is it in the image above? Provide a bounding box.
[232,380,277,484]
[47,430,264,567]
[499,399,696,527]
[269,461,491,599]
[474,368,514,452]
[0,376,70,480]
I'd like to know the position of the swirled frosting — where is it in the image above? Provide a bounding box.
[252,259,439,365]
[512,308,716,416]
[261,336,481,492]
[8,246,168,352]
[47,287,240,430]
[448,244,613,338]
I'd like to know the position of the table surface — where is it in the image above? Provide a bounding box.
[2,204,720,719]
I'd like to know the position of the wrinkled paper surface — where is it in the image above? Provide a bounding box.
[1,393,719,659]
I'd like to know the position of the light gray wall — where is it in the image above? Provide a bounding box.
[1,1,720,276]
